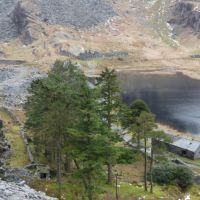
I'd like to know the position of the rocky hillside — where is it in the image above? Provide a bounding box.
[0,0,116,44]
[0,0,199,78]
[37,0,116,28]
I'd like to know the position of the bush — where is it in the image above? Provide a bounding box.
[174,166,194,190]
[116,147,137,164]
[149,163,175,185]
[149,162,194,190]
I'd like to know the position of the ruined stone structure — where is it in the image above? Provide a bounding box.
[154,136,200,160]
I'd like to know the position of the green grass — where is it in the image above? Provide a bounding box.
[27,175,200,200]
[0,109,29,167]
[6,125,29,167]
[118,182,166,199]
[28,178,85,200]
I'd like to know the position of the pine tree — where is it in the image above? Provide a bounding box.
[135,111,156,192]
[129,100,150,149]
[25,60,86,198]
[70,80,111,200]
[96,68,122,184]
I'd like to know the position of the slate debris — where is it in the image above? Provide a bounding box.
[0,0,19,41]
[37,0,116,29]
[0,180,57,200]
[0,67,46,108]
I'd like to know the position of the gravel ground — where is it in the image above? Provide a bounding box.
[0,67,46,109]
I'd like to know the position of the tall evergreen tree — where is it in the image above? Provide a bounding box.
[25,60,86,198]
[135,111,156,192]
[25,61,119,199]
[122,99,150,149]
[71,85,110,200]
[96,68,122,184]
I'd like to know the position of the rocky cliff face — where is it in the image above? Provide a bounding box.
[170,1,200,33]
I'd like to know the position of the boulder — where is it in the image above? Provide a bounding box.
[68,45,85,57]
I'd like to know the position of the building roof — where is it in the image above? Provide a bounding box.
[173,138,200,152]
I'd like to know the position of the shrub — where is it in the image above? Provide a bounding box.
[149,162,194,190]
[174,166,194,190]
[150,163,175,185]
[116,147,137,164]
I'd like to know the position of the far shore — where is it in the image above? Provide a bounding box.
[157,123,200,141]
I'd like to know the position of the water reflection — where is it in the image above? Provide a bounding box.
[118,72,200,135]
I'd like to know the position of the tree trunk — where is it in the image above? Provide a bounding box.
[137,133,140,150]
[144,136,148,192]
[150,139,154,193]
[87,176,93,200]
[64,157,72,172]
[56,141,62,199]
[87,189,93,200]
[74,159,89,197]
[107,161,113,184]
[115,174,119,200]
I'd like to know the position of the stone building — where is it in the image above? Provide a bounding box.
[168,138,200,160]
[35,165,50,180]
[154,136,200,160]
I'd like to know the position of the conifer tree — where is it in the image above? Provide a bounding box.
[71,84,111,200]
[96,68,122,184]
[135,111,156,192]
[128,99,150,149]
[25,60,86,198]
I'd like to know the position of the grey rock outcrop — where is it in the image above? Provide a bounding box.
[169,1,200,33]
[0,180,57,200]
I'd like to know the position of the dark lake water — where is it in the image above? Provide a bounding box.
[119,72,200,135]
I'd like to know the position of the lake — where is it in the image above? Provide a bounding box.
[119,72,200,135]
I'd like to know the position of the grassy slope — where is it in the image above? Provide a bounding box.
[28,169,200,200]
[26,157,200,199]
[0,109,29,167]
